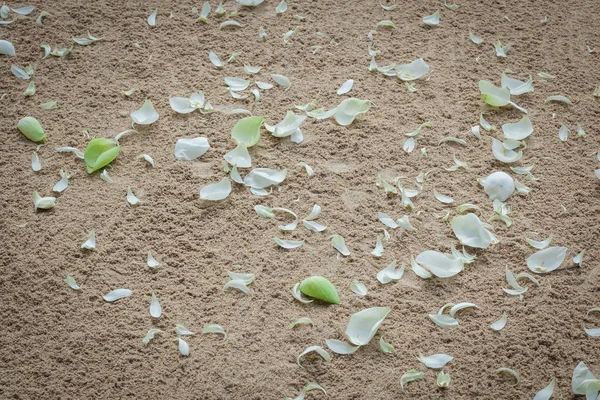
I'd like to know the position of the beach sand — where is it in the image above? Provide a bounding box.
[1,0,599,398]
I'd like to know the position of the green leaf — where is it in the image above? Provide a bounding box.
[84,138,120,173]
[299,276,340,304]
[17,116,46,143]
[231,116,265,147]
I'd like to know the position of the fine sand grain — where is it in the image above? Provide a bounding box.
[1,0,600,399]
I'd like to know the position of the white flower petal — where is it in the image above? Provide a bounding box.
[345,307,391,346]
[325,339,360,354]
[103,288,132,302]
[131,99,159,125]
[416,251,464,278]
[337,79,354,95]
[174,137,210,160]
[527,246,568,273]
[200,178,232,201]
[418,353,453,369]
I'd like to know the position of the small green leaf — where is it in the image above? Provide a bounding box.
[17,116,46,143]
[231,116,265,147]
[84,138,120,173]
[299,276,340,304]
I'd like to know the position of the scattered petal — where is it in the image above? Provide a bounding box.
[400,370,424,390]
[150,293,162,318]
[496,368,520,386]
[273,237,304,249]
[337,79,354,95]
[290,317,313,329]
[200,178,232,201]
[202,324,227,339]
[53,170,69,192]
[325,339,360,354]
[380,336,394,353]
[350,279,368,296]
[331,234,350,256]
[533,379,555,400]
[177,338,190,356]
[64,275,81,290]
[174,137,210,160]
[131,100,159,125]
[297,346,331,367]
[345,307,391,346]
[418,353,453,369]
[142,328,163,345]
[127,187,140,206]
[527,246,568,273]
[429,314,459,328]
[81,231,96,250]
[423,10,440,26]
[103,288,132,302]
[490,312,508,331]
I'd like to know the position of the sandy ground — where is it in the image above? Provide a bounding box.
[1,0,600,398]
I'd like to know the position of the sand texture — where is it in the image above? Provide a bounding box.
[1,0,600,399]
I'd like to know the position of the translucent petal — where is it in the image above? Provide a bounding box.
[380,336,394,353]
[103,289,132,302]
[177,338,190,356]
[202,324,227,339]
[533,379,555,400]
[429,314,459,327]
[296,346,330,368]
[325,339,360,354]
[147,252,160,268]
[350,280,367,296]
[200,178,232,201]
[81,231,96,249]
[527,246,568,273]
[345,307,391,346]
[417,353,453,369]
[337,79,354,95]
[502,116,533,140]
[332,98,371,126]
[131,99,159,125]
[148,8,157,26]
[169,97,195,114]
[231,116,265,147]
[331,234,350,256]
[496,368,520,386]
[224,143,252,168]
[470,31,484,44]
[479,80,510,107]
[273,237,304,249]
[53,170,69,192]
[422,10,440,25]
[219,20,242,29]
[224,77,250,91]
[271,73,291,89]
[377,260,405,284]
[416,251,464,278]
[396,58,430,81]
[150,293,162,318]
[501,73,534,95]
[243,168,287,189]
[127,187,140,206]
[492,138,523,163]
[490,312,508,331]
[174,137,210,160]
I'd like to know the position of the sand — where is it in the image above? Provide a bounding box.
[1,0,600,398]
